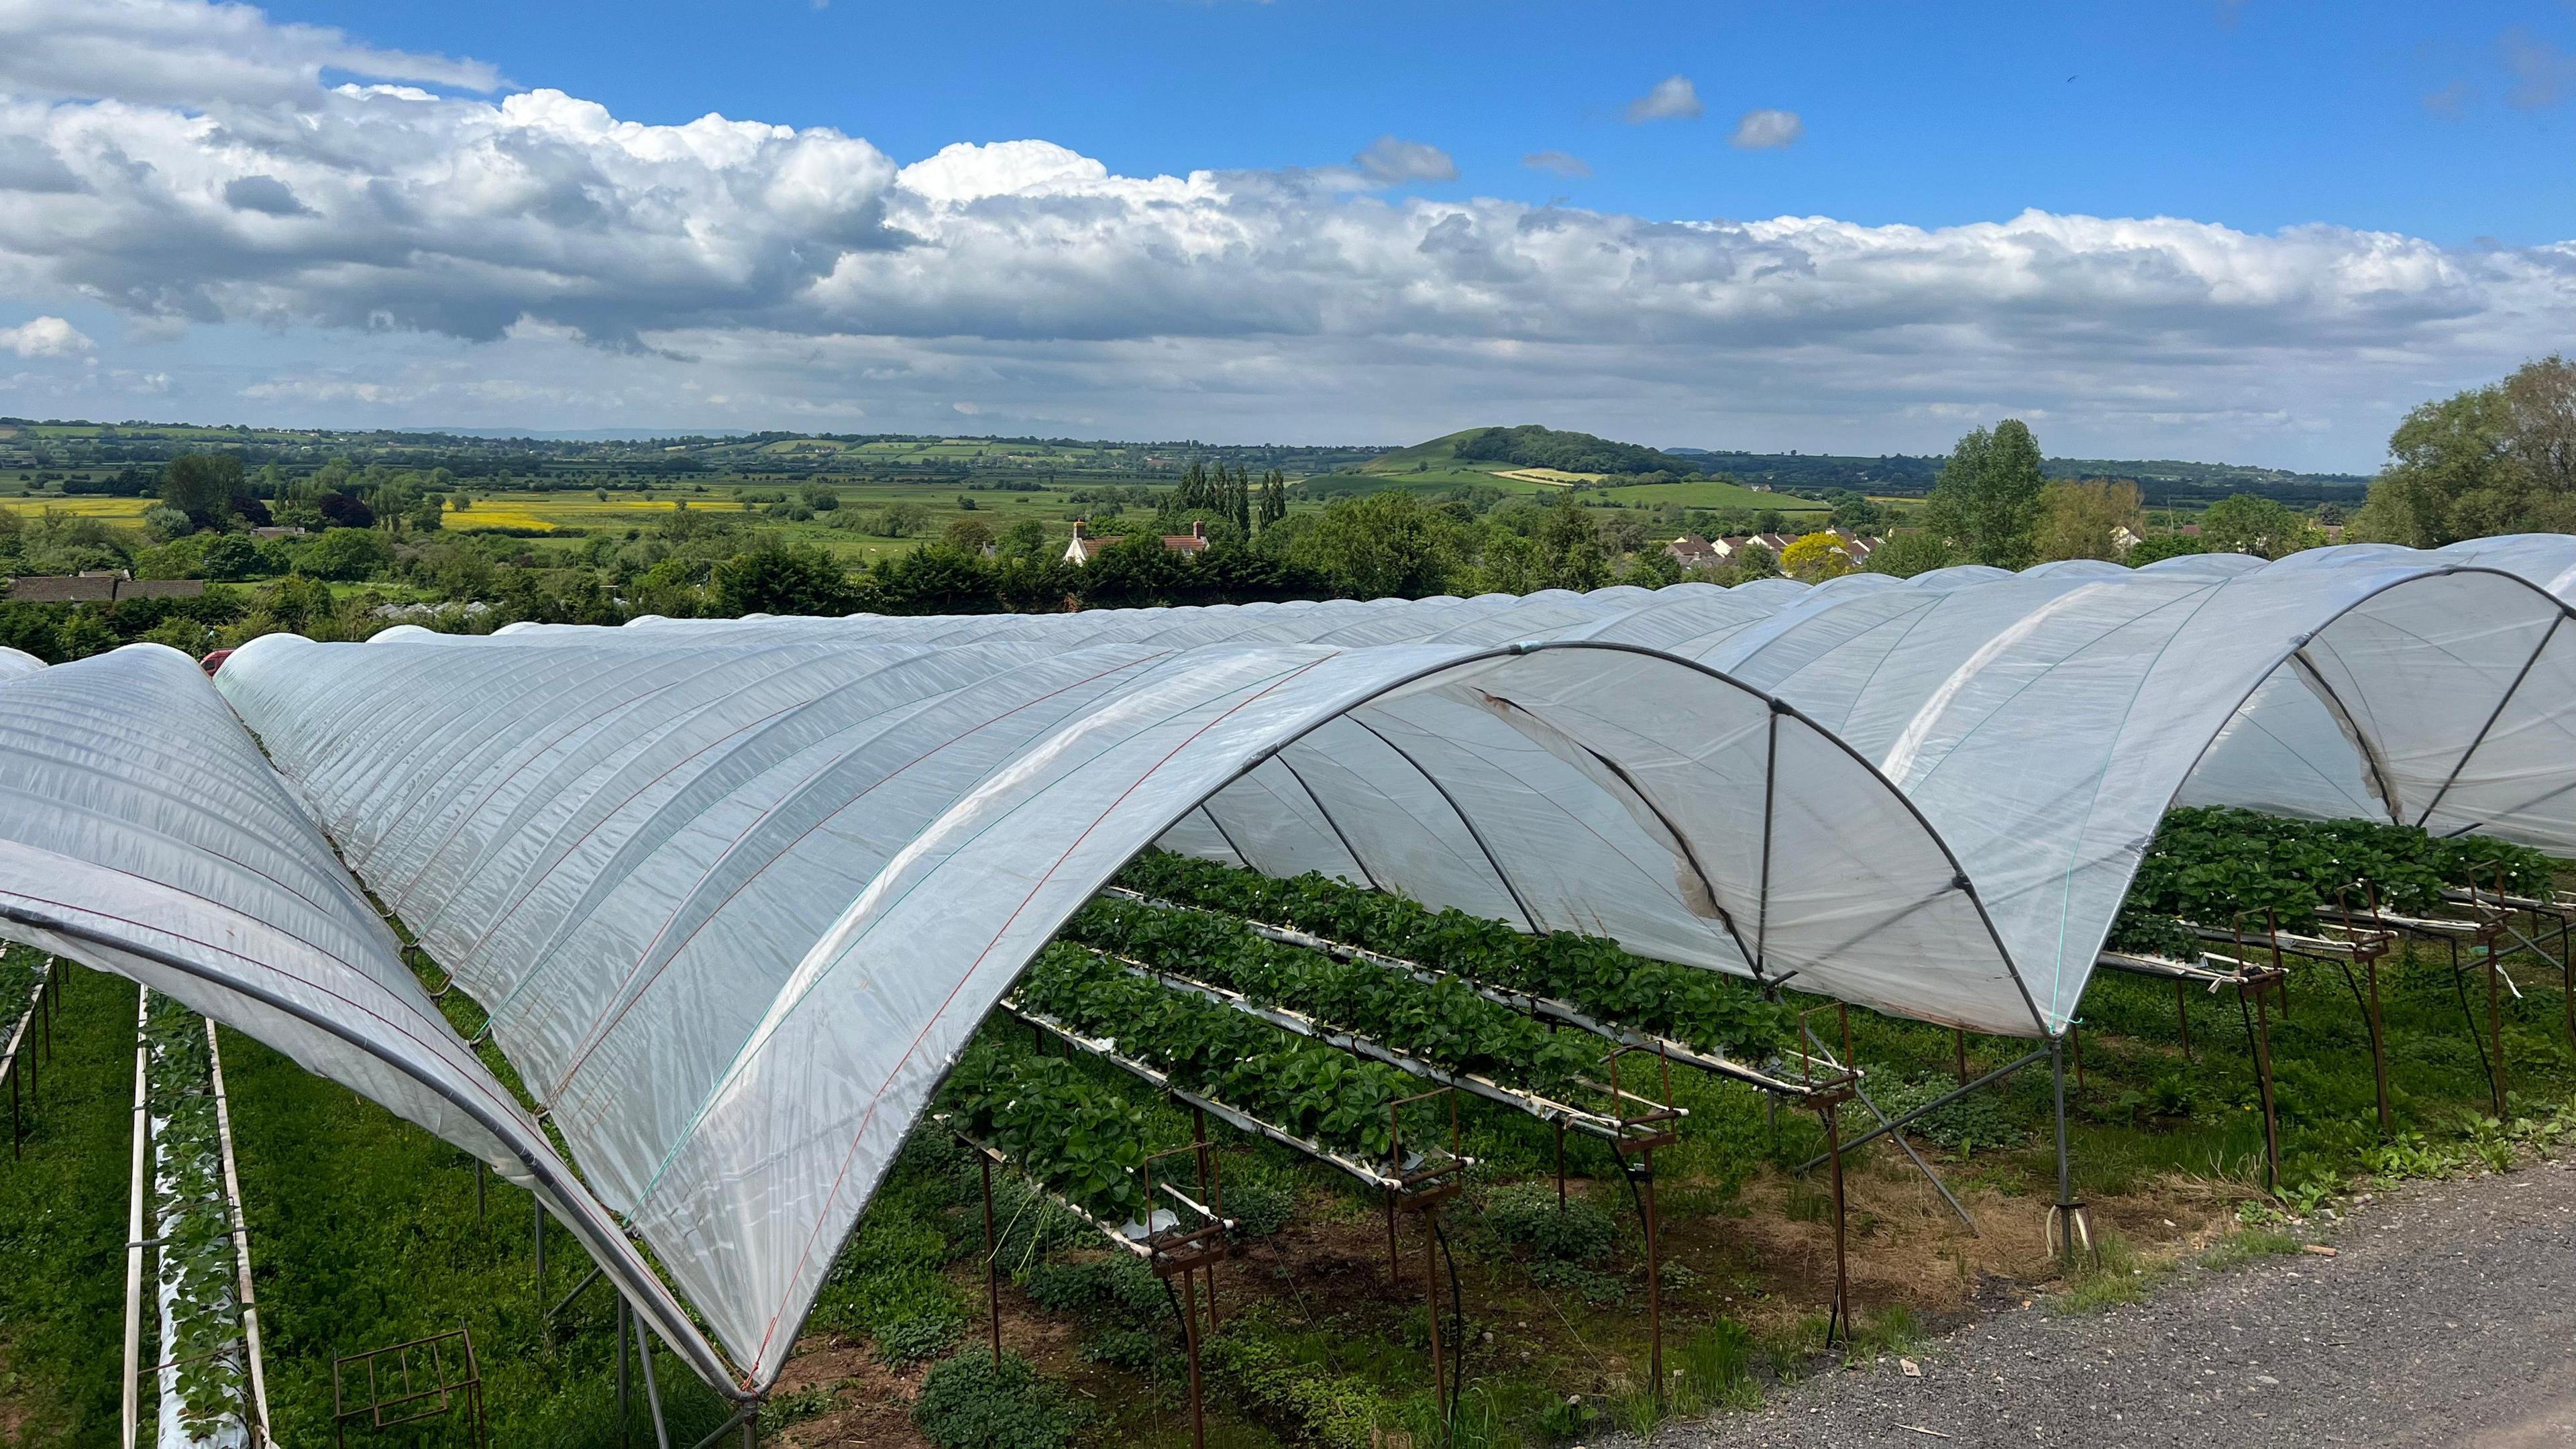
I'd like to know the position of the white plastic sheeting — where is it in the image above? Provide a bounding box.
[0,645,736,1393]
[0,540,2554,1392]
[194,537,2576,1387]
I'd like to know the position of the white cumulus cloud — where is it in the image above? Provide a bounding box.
[1352,135,1457,184]
[1626,75,1703,123]
[0,0,2567,468]
[1729,108,1805,150]
[0,315,92,356]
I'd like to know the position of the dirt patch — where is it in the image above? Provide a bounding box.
[767,1337,930,1449]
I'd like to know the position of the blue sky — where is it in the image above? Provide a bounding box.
[270,0,2575,244]
[0,0,2571,466]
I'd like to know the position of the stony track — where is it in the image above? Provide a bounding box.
[1619,1155,2576,1448]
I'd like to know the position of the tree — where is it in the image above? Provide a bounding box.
[1778,532,1855,582]
[1825,490,1884,532]
[1287,492,1460,599]
[942,517,995,553]
[162,452,244,530]
[2197,494,2317,559]
[1733,541,1780,580]
[1257,470,1288,531]
[2352,356,2576,545]
[1917,419,2047,568]
[294,527,392,582]
[712,542,861,616]
[1860,528,1958,578]
[2033,479,2143,562]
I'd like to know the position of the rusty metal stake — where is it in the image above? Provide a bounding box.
[1953,1026,1968,1085]
[980,1155,1002,1368]
[2365,955,2392,1138]
[2486,945,2510,1116]
[1179,1264,1207,1449]
[1422,1204,1446,1447]
[2249,979,2282,1193]
[1643,1147,1664,1409]
[1822,1098,1850,1347]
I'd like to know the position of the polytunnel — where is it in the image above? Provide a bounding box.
[0,539,2566,1393]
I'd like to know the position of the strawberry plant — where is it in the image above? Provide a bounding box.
[1061,898,1598,1097]
[1011,944,1418,1163]
[144,996,248,1440]
[2116,806,2557,945]
[1113,852,1792,1057]
[948,1052,1155,1227]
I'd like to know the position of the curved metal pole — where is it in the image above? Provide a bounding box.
[2414,616,2561,829]
[1344,714,1546,934]
[0,906,750,1399]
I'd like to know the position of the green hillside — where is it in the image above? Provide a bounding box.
[1318,425,1827,513]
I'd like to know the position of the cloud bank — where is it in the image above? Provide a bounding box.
[0,1,2571,467]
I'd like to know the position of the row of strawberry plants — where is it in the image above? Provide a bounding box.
[1061,897,1600,1099]
[1114,851,1793,1058]
[143,996,249,1442]
[1012,943,1424,1166]
[2112,806,2559,951]
[947,1051,1162,1228]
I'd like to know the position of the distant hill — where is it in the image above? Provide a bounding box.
[1368,426,1705,480]
[1678,449,2371,505]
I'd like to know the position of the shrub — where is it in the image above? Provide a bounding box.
[910,1352,1080,1449]
[1222,1177,1295,1237]
[1484,1182,1615,1264]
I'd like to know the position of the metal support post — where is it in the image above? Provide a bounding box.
[617,1296,631,1449]
[2365,956,2392,1137]
[1421,1205,1446,1446]
[637,1318,672,1449]
[1953,1026,1968,1085]
[2485,947,2510,1116]
[1642,1147,1664,1407]
[1179,1264,1207,1449]
[2045,1035,2091,1267]
[2249,979,2282,1193]
[2176,978,2192,1061]
[1821,1098,1849,1347]
[979,1155,1002,1367]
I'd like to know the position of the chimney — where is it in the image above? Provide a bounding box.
[1191,520,1205,540]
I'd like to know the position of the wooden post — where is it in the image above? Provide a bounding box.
[1953,1027,1968,1085]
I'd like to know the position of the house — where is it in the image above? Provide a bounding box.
[1662,533,1723,572]
[248,526,306,541]
[1061,518,1214,566]
[1829,532,1880,566]
[2111,525,2145,556]
[6,571,207,602]
[1062,519,1110,566]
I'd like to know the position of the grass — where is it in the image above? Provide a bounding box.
[0,961,131,1445]
[7,875,2572,1447]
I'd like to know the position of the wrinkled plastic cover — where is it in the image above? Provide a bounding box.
[82,536,2576,1387]
[0,645,734,1391]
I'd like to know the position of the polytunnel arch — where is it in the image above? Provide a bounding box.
[606,637,2030,1383]
[7,543,2573,1397]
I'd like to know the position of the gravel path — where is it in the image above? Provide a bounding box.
[1621,1155,2576,1448]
